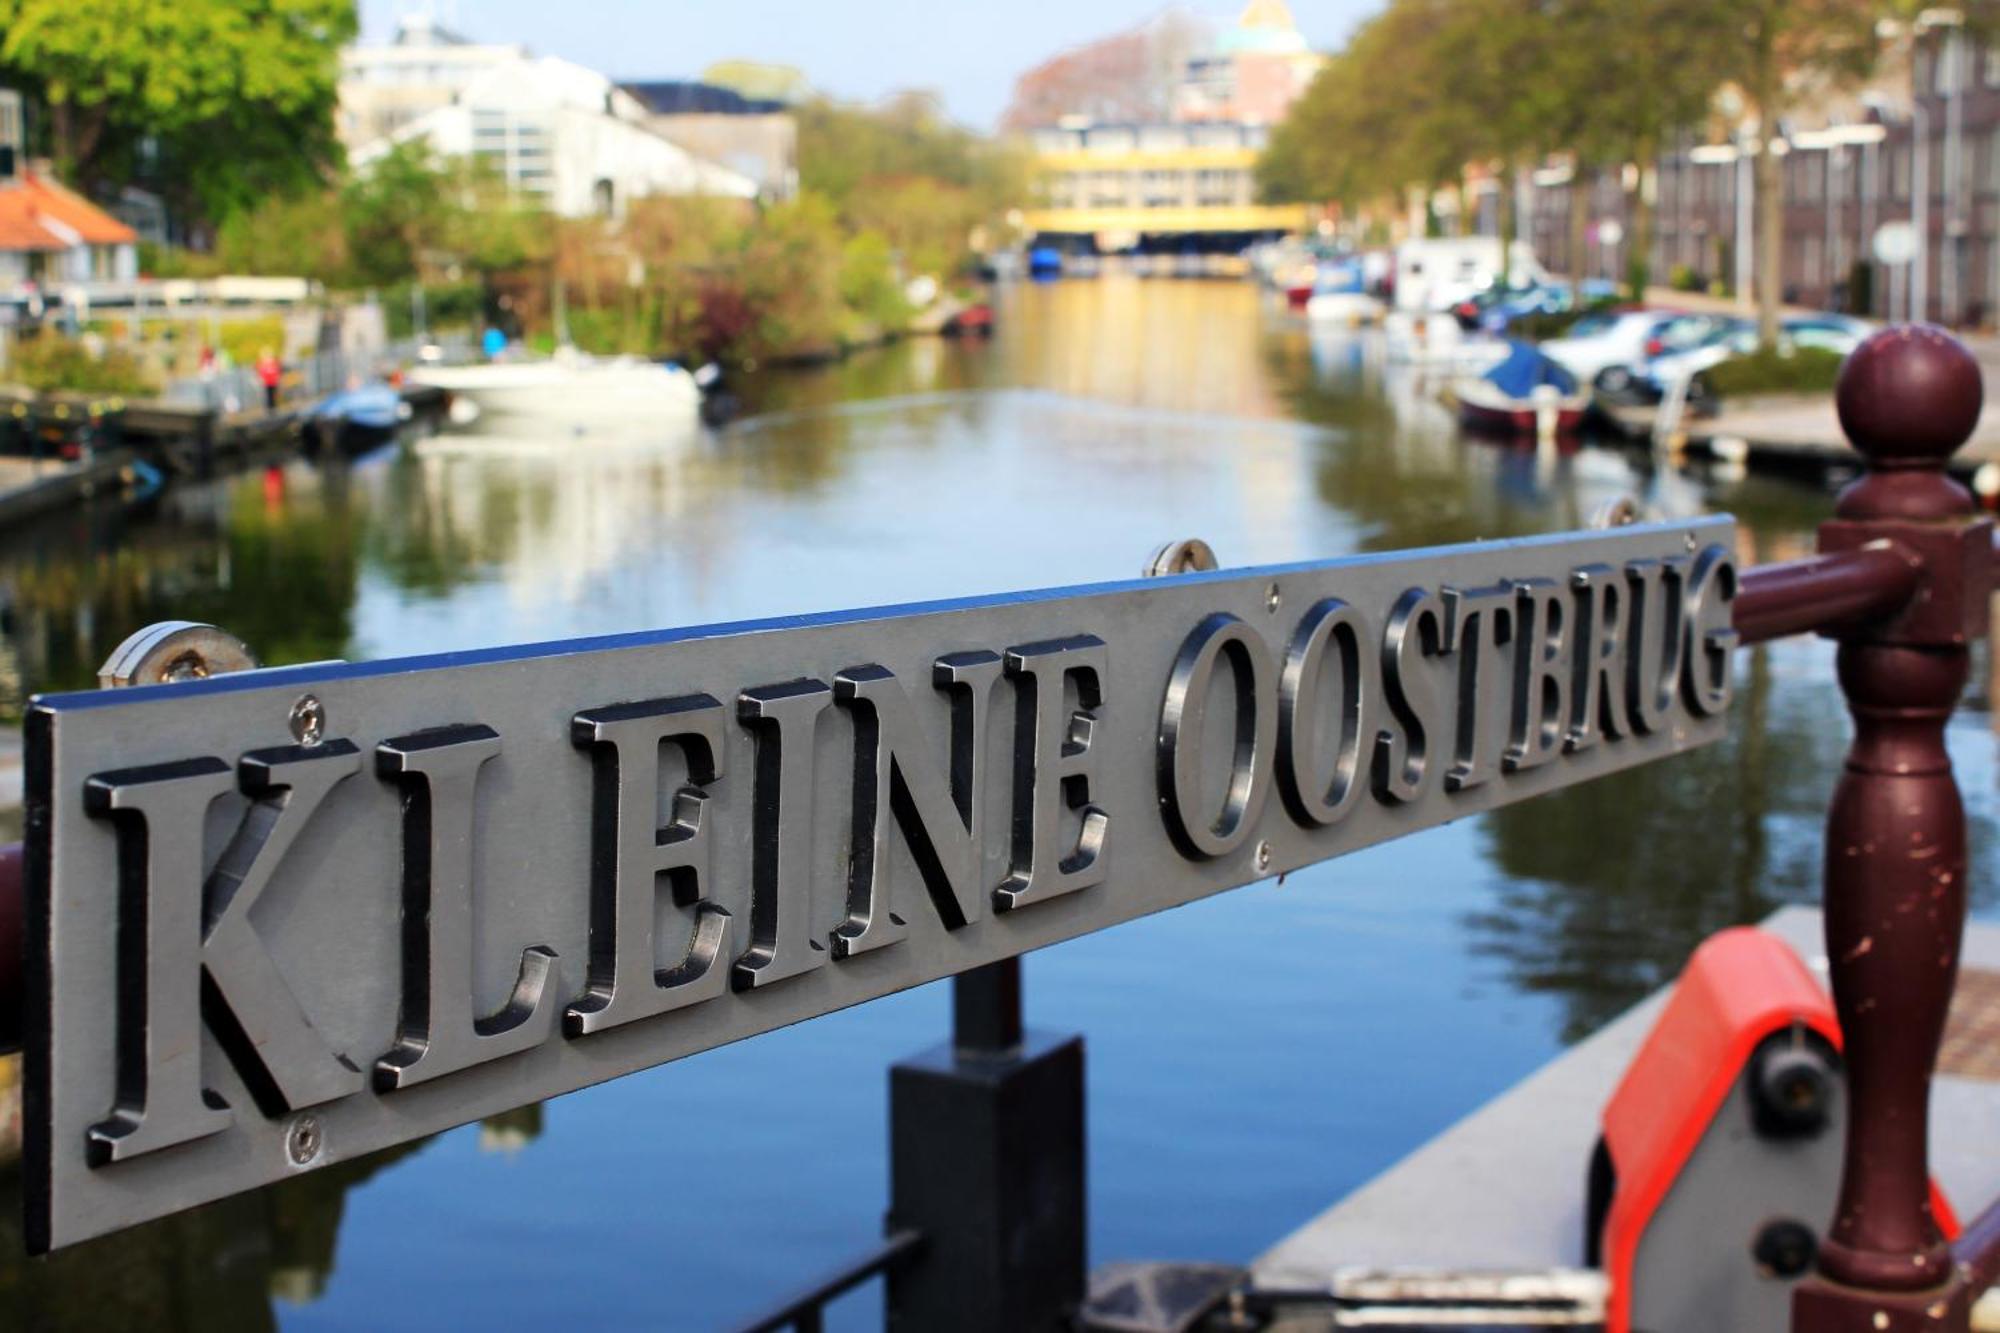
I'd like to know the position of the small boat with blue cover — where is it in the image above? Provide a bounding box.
[1452,339,1588,438]
[309,382,410,458]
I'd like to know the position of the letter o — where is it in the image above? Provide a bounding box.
[1278,598,1373,827]
[1158,612,1278,860]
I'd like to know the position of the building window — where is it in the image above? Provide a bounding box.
[1086,128,1134,155]
[1141,169,1184,207]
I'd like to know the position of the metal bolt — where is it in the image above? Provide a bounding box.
[1254,840,1272,873]
[1750,1218,1817,1279]
[1685,531,1698,552]
[289,694,326,746]
[1265,582,1281,613]
[287,1113,324,1166]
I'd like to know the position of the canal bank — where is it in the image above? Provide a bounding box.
[2,280,1995,1329]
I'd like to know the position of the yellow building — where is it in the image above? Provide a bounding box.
[1021,121,1309,242]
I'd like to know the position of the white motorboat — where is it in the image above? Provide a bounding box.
[412,351,703,428]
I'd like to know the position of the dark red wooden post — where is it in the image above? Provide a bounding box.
[1795,327,1992,1333]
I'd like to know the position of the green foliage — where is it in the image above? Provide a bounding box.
[1703,346,1846,398]
[386,282,486,339]
[735,193,847,359]
[216,189,349,282]
[211,144,551,293]
[838,231,911,330]
[1625,257,1650,305]
[6,335,156,396]
[1845,259,1873,317]
[843,175,983,279]
[796,95,1025,280]
[1509,297,1620,342]
[137,242,225,280]
[1669,264,1703,292]
[0,0,356,224]
[340,142,456,288]
[214,317,286,370]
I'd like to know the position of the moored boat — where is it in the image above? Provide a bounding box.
[411,351,702,430]
[1303,257,1385,325]
[1453,340,1587,439]
[941,303,995,337]
[307,381,410,458]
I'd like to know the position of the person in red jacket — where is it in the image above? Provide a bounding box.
[255,347,282,413]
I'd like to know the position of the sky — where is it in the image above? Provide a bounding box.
[357,1,1372,129]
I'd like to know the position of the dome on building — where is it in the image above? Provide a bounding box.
[1220,0,1308,55]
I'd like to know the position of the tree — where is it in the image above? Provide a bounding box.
[1554,0,1734,300]
[215,189,349,281]
[339,143,454,288]
[1259,0,1572,262]
[1259,0,1491,213]
[1706,0,1879,342]
[0,0,355,222]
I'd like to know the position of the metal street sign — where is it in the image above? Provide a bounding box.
[24,518,1737,1251]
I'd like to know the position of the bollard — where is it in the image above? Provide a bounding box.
[884,958,1085,1333]
[1793,328,1992,1333]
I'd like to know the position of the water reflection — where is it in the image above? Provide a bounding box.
[0,279,1992,1328]
[1,1124,428,1331]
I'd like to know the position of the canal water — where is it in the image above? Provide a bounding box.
[3,280,1995,1330]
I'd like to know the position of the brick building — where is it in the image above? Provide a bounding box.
[1516,28,2000,327]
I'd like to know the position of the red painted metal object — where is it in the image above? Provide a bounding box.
[1792,326,1990,1333]
[1601,927,1845,1333]
[1734,546,1921,646]
[1601,927,1963,1332]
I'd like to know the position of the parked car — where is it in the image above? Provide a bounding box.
[1539,310,1735,387]
[1450,282,1536,331]
[1601,313,1873,408]
[1478,279,1622,334]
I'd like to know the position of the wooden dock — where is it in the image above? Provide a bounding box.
[0,383,447,527]
[1599,391,2000,475]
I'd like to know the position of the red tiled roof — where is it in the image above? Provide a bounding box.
[0,172,138,253]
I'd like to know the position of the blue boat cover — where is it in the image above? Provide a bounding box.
[1315,259,1364,294]
[1482,340,1577,397]
[315,383,401,430]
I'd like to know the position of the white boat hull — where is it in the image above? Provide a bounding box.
[413,357,702,428]
[1305,292,1386,325]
